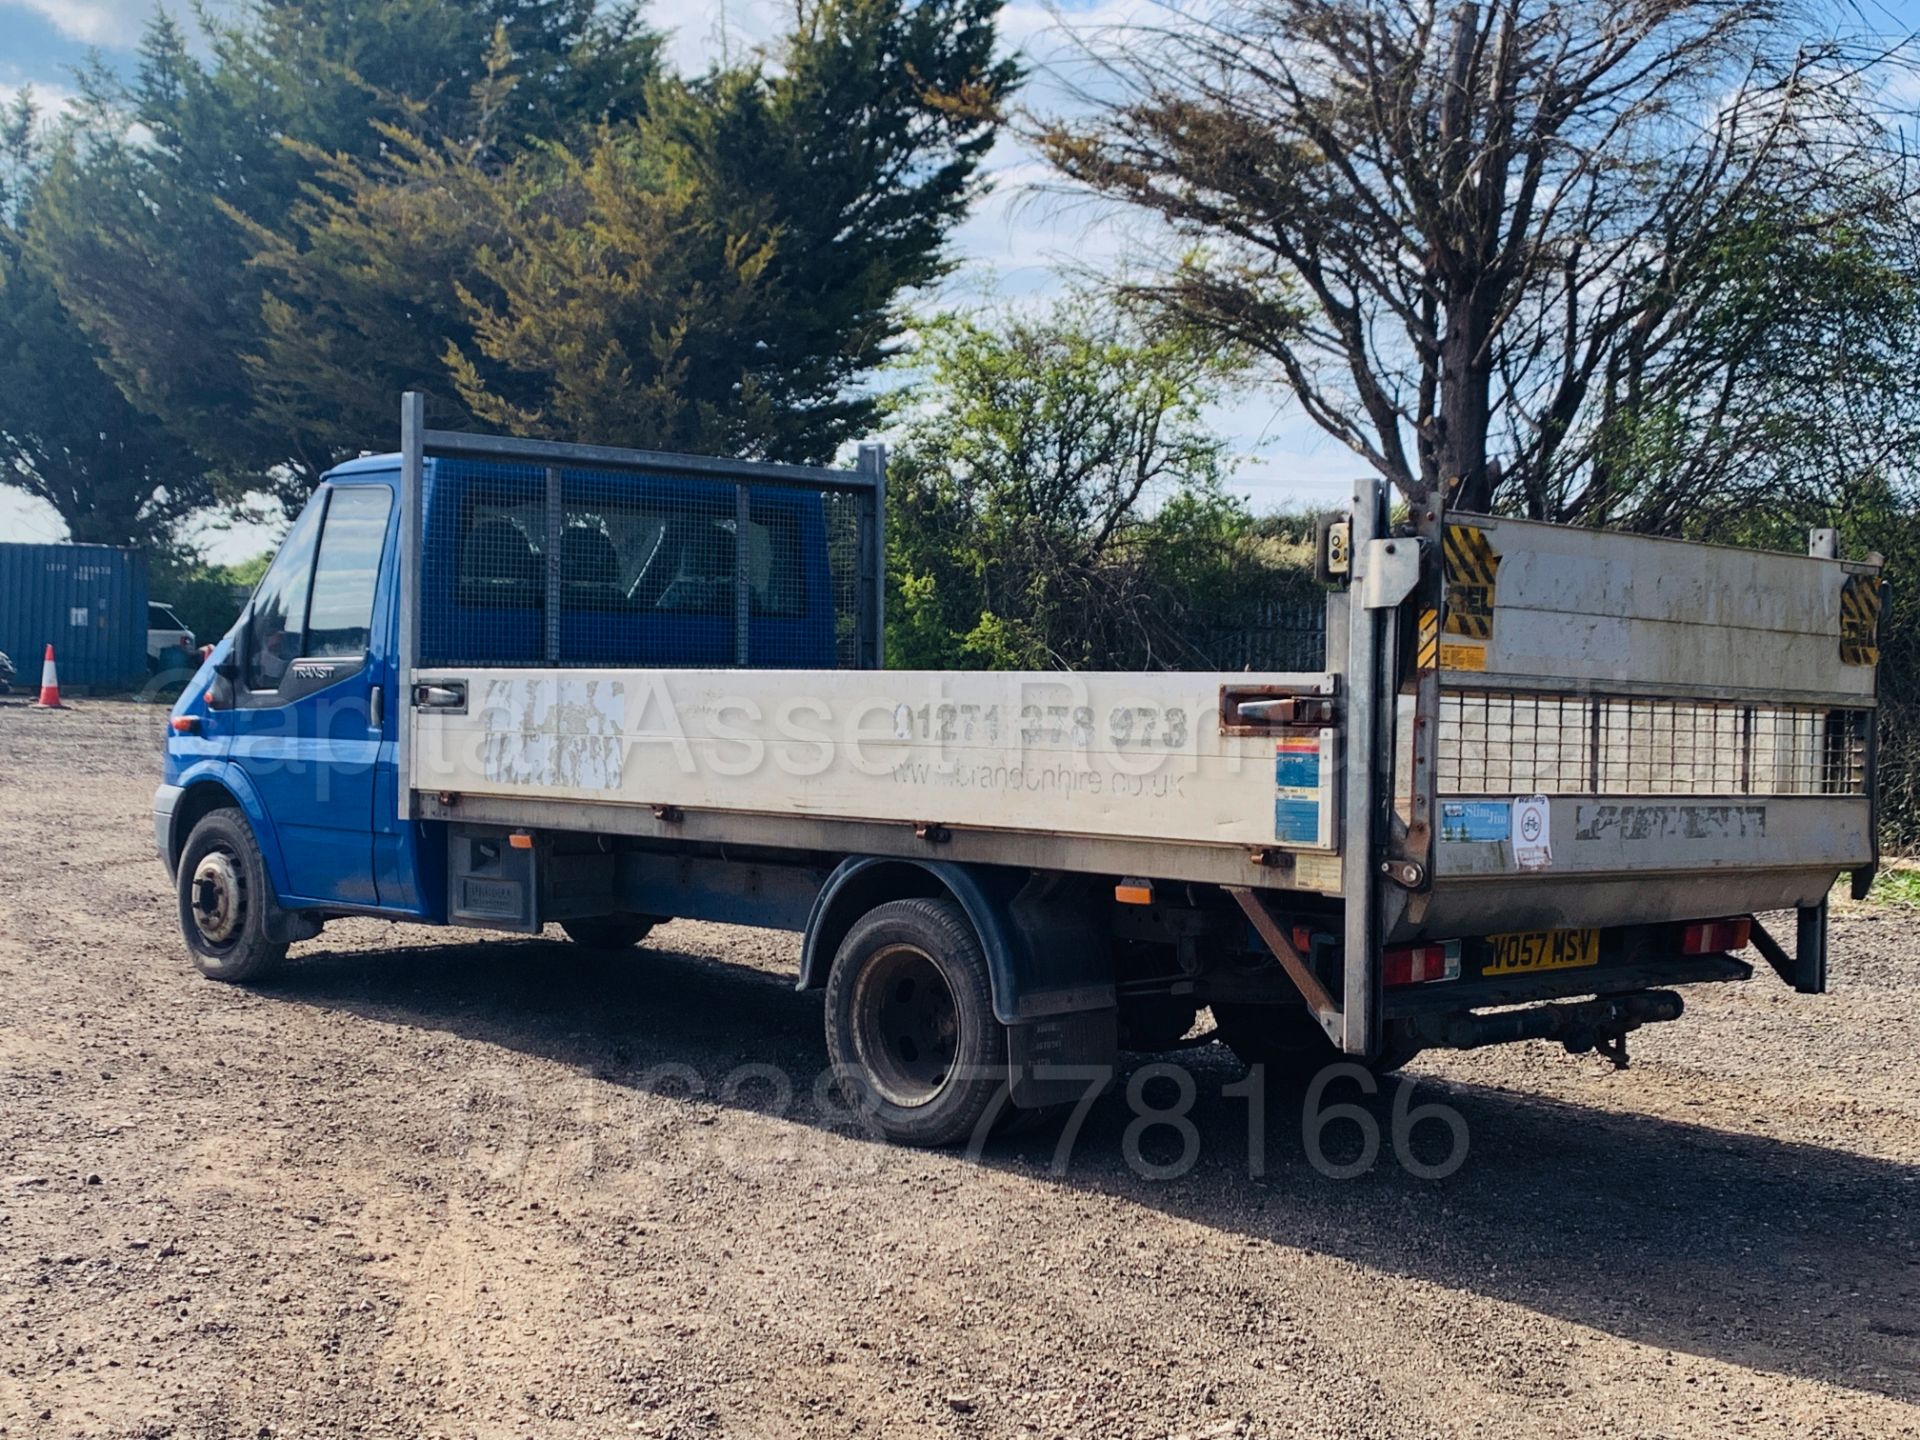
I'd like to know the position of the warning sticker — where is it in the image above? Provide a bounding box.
[1512,795,1553,870]
[1274,797,1322,845]
[1439,640,1487,672]
[1443,524,1499,640]
[1840,574,1881,666]
[1417,607,1440,670]
[1273,733,1327,846]
[1273,734,1322,790]
[1292,851,1342,893]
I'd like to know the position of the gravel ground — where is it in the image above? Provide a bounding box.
[2,700,1917,1440]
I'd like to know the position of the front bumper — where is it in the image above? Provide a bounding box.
[153,783,183,879]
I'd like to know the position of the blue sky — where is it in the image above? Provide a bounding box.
[4,0,1917,557]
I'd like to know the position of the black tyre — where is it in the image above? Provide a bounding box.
[1211,1002,1422,1085]
[824,897,1008,1148]
[176,808,288,983]
[559,915,659,950]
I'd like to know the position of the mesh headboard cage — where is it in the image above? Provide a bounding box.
[413,447,882,672]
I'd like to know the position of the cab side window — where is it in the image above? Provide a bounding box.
[244,497,325,692]
[244,486,393,693]
[306,488,393,657]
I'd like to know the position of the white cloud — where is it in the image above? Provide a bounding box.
[645,0,788,76]
[0,77,76,120]
[1,0,153,45]
[0,488,69,544]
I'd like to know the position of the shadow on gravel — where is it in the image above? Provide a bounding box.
[263,932,1920,1403]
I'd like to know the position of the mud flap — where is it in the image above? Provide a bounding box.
[447,824,541,932]
[1007,1008,1119,1108]
[1001,874,1119,1107]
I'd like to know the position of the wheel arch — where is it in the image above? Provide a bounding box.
[167,765,289,902]
[799,857,1114,1027]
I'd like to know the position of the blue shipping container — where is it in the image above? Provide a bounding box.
[0,542,149,691]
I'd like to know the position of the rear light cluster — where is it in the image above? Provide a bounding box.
[1383,941,1461,987]
[1681,917,1752,955]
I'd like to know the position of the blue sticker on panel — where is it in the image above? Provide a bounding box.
[1275,796,1322,845]
[1274,735,1321,789]
[1440,801,1510,843]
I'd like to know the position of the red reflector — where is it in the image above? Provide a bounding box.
[1682,917,1752,954]
[1383,942,1461,987]
[170,716,200,734]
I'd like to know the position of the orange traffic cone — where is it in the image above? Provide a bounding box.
[31,644,64,709]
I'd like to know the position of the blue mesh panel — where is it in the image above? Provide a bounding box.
[417,455,871,670]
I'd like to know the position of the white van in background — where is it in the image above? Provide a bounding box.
[147,601,196,671]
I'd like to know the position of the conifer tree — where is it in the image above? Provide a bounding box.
[0,88,211,546]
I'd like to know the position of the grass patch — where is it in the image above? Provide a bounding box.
[1861,866,1920,907]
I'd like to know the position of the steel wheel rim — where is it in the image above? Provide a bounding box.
[851,943,961,1109]
[189,846,246,950]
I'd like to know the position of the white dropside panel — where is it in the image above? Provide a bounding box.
[1442,516,1879,703]
[411,668,1336,854]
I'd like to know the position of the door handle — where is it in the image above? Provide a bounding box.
[412,681,467,712]
[369,683,384,728]
[1219,684,1338,734]
[1236,696,1337,725]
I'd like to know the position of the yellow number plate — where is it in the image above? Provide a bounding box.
[1486,928,1600,975]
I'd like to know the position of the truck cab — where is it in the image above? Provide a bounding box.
[155,452,840,935]
[157,459,411,926]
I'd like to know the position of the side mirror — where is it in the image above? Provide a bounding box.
[205,629,243,710]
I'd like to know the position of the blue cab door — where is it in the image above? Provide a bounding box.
[228,482,395,907]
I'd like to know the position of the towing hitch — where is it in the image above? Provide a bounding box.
[1409,990,1684,1068]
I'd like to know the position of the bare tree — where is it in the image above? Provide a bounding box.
[1039,0,1920,523]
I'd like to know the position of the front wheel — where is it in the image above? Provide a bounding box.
[824,897,1009,1148]
[176,808,288,983]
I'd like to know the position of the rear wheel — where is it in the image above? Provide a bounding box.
[824,897,1008,1148]
[1211,1002,1422,1085]
[559,915,659,950]
[176,808,288,983]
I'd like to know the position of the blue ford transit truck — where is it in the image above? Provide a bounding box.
[155,395,1879,1145]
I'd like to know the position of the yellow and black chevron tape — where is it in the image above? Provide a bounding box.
[1417,607,1439,670]
[1840,573,1882,667]
[1443,523,1499,640]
